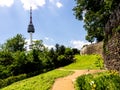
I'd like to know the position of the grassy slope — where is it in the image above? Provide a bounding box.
[64,55,104,70]
[2,54,104,90]
[2,70,73,90]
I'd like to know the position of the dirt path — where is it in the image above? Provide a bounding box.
[52,69,104,90]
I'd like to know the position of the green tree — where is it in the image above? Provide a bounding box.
[64,48,74,64]
[85,35,94,43]
[48,48,57,67]
[72,48,80,55]
[57,55,66,66]
[0,51,13,66]
[55,44,59,53]
[11,51,27,75]
[4,34,26,52]
[0,51,13,78]
[33,40,45,51]
[73,0,119,42]
[58,45,65,55]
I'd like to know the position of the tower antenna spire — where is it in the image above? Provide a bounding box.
[30,6,32,24]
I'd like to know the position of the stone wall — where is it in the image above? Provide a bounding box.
[104,32,120,72]
[104,4,120,73]
[80,42,103,57]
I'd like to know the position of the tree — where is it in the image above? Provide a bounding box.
[72,48,80,54]
[4,34,26,52]
[85,35,94,43]
[0,51,13,66]
[11,51,27,75]
[48,48,57,67]
[55,44,59,53]
[73,0,119,42]
[0,51,13,78]
[59,45,65,54]
[33,40,45,51]
[64,48,74,63]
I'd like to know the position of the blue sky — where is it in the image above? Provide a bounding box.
[0,0,90,49]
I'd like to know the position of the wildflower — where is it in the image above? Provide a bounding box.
[90,81,96,90]
[93,84,96,88]
[90,81,94,86]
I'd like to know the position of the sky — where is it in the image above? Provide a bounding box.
[0,0,90,50]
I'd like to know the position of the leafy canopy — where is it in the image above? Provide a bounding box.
[73,0,119,42]
[3,34,26,52]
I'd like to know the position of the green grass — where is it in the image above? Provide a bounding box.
[2,70,73,90]
[64,54,104,70]
[75,70,120,90]
[1,54,104,90]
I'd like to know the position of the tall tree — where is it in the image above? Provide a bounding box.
[73,0,119,42]
[33,40,45,51]
[4,34,26,52]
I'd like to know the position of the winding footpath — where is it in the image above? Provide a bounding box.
[52,69,104,90]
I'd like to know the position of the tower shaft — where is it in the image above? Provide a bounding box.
[30,32,32,46]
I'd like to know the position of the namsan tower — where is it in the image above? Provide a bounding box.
[27,7,35,49]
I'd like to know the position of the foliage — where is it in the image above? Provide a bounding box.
[94,55,104,69]
[115,25,120,32]
[85,35,95,43]
[0,74,27,89]
[0,51,13,79]
[10,51,27,75]
[48,44,75,68]
[3,34,26,52]
[0,51,13,66]
[72,48,80,55]
[75,74,93,90]
[32,40,45,50]
[73,0,120,42]
[64,55,104,70]
[75,70,120,90]
[2,70,73,90]
[0,34,76,88]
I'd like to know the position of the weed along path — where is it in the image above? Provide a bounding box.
[52,69,104,90]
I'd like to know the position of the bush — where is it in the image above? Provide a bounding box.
[94,71,120,90]
[75,70,120,90]
[0,74,27,89]
[94,55,104,69]
[75,74,93,90]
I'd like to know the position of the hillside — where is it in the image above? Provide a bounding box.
[2,70,73,90]
[64,54,104,70]
[1,55,104,90]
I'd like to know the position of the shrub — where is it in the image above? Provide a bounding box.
[0,74,27,89]
[94,55,104,69]
[75,71,120,90]
[75,74,94,90]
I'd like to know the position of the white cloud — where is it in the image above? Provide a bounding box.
[56,2,63,8]
[44,37,50,40]
[0,0,14,7]
[49,0,54,3]
[49,0,63,8]
[20,0,46,10]
[44,37,54,41]
[70,40,90,50]
[44,44,55,49]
